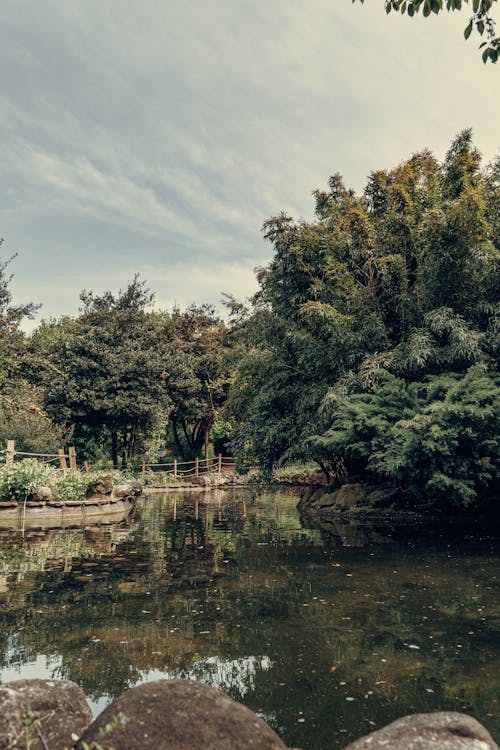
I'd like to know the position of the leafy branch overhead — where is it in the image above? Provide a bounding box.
[354,0,499,62]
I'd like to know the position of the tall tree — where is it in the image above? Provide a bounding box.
[159,305,232,461]
[228,131,499,506]
[33,277,171,467]
[0,244,50,438]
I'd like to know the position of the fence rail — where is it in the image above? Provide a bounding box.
[0,442,237,478]
[1,441,79,470]
[142,454,236,478]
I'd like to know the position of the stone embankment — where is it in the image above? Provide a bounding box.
[145,469,327,491]
[144,472,253,491]
[298,480,413,520]
[0,475,142,530]
[0,678,497,750]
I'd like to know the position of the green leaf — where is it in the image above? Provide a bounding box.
[464,19,473,38]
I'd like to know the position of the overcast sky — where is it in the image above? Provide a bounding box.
[1,0,499,324]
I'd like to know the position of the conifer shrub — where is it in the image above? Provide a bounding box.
[311,367,499,508]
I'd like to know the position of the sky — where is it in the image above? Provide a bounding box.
[1,0,499,325]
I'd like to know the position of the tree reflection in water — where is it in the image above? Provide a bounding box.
[0,490,499,750]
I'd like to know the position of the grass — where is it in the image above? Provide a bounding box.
[273,461,321,476]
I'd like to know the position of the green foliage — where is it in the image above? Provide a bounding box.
[354,0,499,62]
[311,368,499,506]
[0,244,47,426]
[229,131,499,508]
[158,305,232,461]
[0,459,117,501]
[31,291,232,468]
[32,277,171,468]
[0,459,53,500]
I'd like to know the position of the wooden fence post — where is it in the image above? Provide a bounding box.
[6,440,15,467]
[83,460,89,473]
[195,457,199,477]
[141,462,146,474]
[174,459,177,479]
[58,448,67,472]
[68,446,77,470]
[218,453,222,475]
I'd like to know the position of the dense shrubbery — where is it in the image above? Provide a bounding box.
[311,367,499,506]
[0,460,117,501]
[228,131,499,508]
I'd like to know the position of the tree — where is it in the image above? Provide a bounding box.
[0,244,51,435]
[228,131,499,506]
[158,305,232,461]
[354,0,499,62]
[33,277,171,467]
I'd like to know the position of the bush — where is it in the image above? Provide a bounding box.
[311,367,499,508]
[0,460,121,502]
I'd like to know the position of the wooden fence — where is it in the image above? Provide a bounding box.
[0,442,236,478]
[1,440,80,471]
[141,455,236,478]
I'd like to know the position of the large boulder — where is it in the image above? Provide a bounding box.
[29,485,53,503]
[0,679,92,750]
[76,679,289,750]
[85,473,113,497]
[343,712,499,750]
[113,480,143,499]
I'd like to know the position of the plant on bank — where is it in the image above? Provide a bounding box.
[0,460,118,501]
[310,367,499,507]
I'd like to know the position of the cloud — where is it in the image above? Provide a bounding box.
[1,0,499,321]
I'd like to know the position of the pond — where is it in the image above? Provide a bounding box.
[0,489,499,750]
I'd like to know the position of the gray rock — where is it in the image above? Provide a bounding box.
[335,483,368,508]
[0,678,92,750]
[113,481,143,499]
[343,712,499,750]
[76,679,288,750]
[29,485,53,502]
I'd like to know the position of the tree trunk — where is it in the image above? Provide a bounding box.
[111,429,118,469]
[172,419,187,460]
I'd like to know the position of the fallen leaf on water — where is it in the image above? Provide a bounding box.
[330,666,337,672]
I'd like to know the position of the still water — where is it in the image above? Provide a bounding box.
[0,489,499,749]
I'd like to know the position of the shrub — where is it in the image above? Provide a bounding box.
[0,460,124,502]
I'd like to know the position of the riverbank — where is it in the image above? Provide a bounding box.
[297,478,499,525]
[143,467,326,491]
[0,472,142,530]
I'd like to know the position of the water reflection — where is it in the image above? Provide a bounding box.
[0,490,499,750]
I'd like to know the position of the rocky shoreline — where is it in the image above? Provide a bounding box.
[0,678,497,750]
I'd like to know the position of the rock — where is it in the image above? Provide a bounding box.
[76,679,288,750]
[85,473,113,497]
[334,483,368,509]
[129,479,143,496]
[0,679,92,750]
[366,484,400,508]
[113,481,143,499]
[343,712,499,750]
[29,486,53,502]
